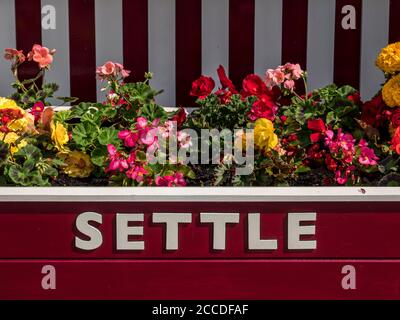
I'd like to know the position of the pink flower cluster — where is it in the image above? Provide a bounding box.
[107,116,190,186]
[155,172,186,187]
[96,61,131,80]
[4,44,55,69]
[4,48,25,63]
[265,63,304,91]
[323,129,379,185]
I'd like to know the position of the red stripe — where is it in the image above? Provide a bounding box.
[176,0,202,107]
[69,0,97,102]
[334,0,362,89]
[281,0,308,68]
[229,0,255,88]
[389,0,400,43]
[123,0,148,82]
[15,0,42,83]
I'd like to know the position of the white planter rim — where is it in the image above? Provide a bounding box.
[0,187,399,202]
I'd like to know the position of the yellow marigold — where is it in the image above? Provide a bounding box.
[0,97,36,133]
[254,118,278,153]
[50,121,69,151]
[376,42,400,73]
[58,151,94,178]
[382,74,400,107]
[0,132,27,154]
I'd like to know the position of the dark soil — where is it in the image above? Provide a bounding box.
[51,174,109,187]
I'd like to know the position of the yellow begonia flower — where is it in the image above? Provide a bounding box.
[0,132,27,154]
[0,97,36,133]
[58,151,94,178]
[376,42,400,74]
[254,118,279,153]
[50,121,69,151]
[382,74,400,108]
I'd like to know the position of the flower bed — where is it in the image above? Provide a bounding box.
[1,43,400,187]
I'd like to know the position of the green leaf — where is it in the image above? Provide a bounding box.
[72,122,98,148]
[98,127,119,146]
[23,158,36,171]
[326,111,335,124]
[295,165,311,174]
[53,110,73,124]
[91,147,108,167]
[56,96,79,104]
[7,165,30,186]
[15,145,41,161]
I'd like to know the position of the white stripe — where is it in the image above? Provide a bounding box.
[149,0,176,107]
[307,0,335,92]
[360,0,390,100]
[95,0,123,102]
[0,187,399,202]
[254,0,283,75]
[202,0,229,82]
[41,0,71,103]
[0,0,16,97]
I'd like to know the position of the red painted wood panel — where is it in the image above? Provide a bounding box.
[389,0,400,43]
[334,0,362,89]
[14,0,42,83]
[281,0,308,69]
[1,202,400,259]
[0,260,400,300]
[123,0,148,82]
[229,0,255,88]
[176,0,202,107]
[69,0,97,102]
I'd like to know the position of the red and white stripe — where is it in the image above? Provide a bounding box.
[0,0,399,106]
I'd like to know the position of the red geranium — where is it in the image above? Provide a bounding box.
[392,127,400,155]
[190,76,215,99]
[391,108,400,128]
[348,92,361,105]
[242,74,267,96]
[217,65,237,93]
[308,119,327,143]
[248,100,276,121]
[361,94,387,127]
[172,107,187,127]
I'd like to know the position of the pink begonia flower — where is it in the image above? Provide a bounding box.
[136,117,148,130]
[156,172,186,187]
[118,130,138,148]
[126,165,148,183]
[139,127,158,145]
[27,44,55,69]
[335,170,348,185]
[358,140,379,166]
[107,144,128,172]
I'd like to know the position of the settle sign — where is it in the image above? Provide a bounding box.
[0,199,399,299]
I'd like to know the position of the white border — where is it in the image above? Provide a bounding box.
[0,187,399,202]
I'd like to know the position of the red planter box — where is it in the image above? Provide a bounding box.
[0,187,399,300]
